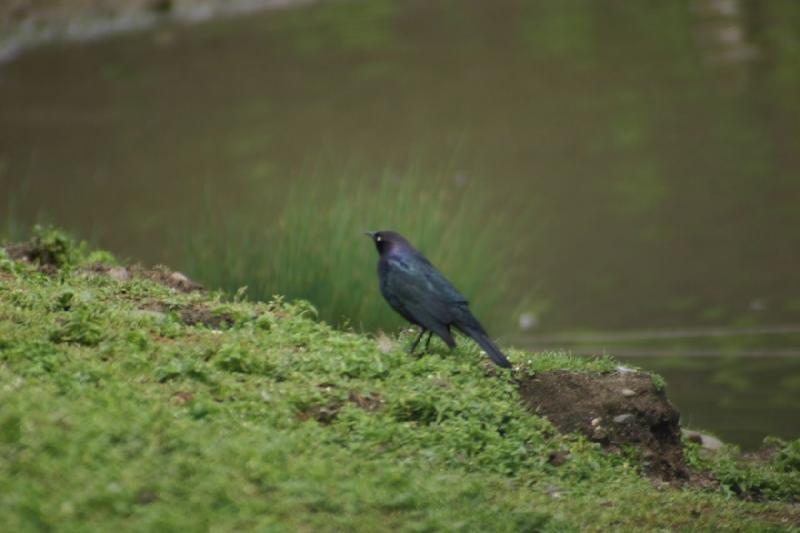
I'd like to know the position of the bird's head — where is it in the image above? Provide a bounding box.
[364,230,410,256]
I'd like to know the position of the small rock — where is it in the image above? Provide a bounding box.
[682,429,724,450]
[592,427,607,440]
[159,270,203,291]
[170,271,190,284]
[172,391,193,405]
[616,366,636,374]
[613,413,635,424]
[108,267,130,281]
[376,333,395,354]
[700,435,722,450]
[544,485,564,499]
[548,450,568,466]
[621,388,636,397]
[591,417,602,427]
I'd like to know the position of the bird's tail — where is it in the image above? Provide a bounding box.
[457,322,513,369]
[473,331,513,369]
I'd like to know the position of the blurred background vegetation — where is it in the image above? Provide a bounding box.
[1,0,800,447]
[180,165,514,331]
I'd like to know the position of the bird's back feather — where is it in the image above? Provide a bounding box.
[373,233,510,368]
[380,255,456,346]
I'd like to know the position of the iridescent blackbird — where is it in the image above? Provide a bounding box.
[366,230,512,368]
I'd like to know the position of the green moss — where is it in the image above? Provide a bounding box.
[1,236,798,531]
[684,436,800,501]
[1,225,117,270]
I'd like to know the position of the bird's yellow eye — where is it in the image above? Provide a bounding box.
[376,235,382,242]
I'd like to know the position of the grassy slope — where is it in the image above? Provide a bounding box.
[0,233,798,531]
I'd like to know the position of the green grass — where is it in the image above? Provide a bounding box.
[1,229,799,531]
[685,436,800,502]
[180,168,516,333]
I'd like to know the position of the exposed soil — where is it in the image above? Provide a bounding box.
[743,440,782,464]
[4,242,204,294]
[83,262,204,293]
[139,300,236,329]
[302,367,695,483]
[296,383,384,424]
[518,370,690,481]
[5,239,241,327]
[5,240,67,269]
[177,304,233,328]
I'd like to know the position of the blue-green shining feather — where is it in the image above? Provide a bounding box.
[368,230,511,368]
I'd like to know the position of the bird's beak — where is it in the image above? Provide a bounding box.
[364,231,377,239]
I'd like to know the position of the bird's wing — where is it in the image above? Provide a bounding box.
[413,252,469,304]
[383,255,460,329]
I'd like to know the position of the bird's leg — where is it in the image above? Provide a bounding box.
[408,328,426,354]
[424,331,433,351]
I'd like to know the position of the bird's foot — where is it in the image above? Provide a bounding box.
[407,345,428,358]
[407,328,426,355]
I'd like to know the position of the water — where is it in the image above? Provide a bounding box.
[619,355,800,449]
[1,0,799,448]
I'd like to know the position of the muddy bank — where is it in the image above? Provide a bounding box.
[0,0,314,63]
[519,370,690,481]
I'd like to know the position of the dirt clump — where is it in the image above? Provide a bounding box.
[296,387,385,424]
[177,305,234,329]
[5,242,48,264]
[5,237,71,270]
[518,370,689,481]
[83,262,203,292]
[348,391,384,412]
[132,265,203,292]
[139,300,234,329]
[4,243,204,293]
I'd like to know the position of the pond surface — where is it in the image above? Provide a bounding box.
[619,355,800,450]
[1,0,799,448]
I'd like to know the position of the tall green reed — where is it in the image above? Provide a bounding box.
[1,175,32,242]
[181,168,514,333]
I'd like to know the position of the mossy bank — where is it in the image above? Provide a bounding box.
[1,228,798,531]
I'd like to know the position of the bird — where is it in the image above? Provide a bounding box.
[365,230,512,368]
